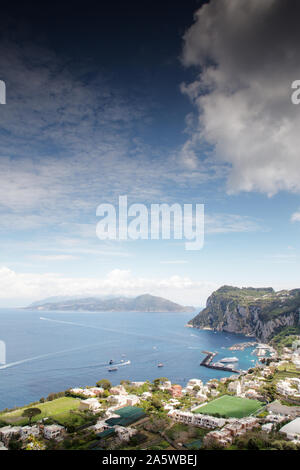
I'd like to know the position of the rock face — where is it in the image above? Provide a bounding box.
[188,286,300,342]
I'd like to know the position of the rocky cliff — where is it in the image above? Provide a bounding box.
[188,286,300,342]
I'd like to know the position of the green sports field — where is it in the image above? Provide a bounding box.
[193,395,264,418]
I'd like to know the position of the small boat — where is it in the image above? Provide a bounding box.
[109,359,114,365]
[122,360,131,365]
[157,363,164,368]
[108,367,118,372]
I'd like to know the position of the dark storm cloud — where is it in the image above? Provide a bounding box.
[181,0,300,195]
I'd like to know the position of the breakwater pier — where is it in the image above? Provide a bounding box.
[200,351,239,373]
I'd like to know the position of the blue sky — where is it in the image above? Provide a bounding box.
[0,0,300,307]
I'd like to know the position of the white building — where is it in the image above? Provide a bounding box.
[79,397,102,414]
[107,395,128,407]
[0,426,21,445]
[280,418,300,441]
[195,391,207,402]
[90,419,110,433]
[228,381,242,396]
[126,394,140,406]
[115,426,137,442]
[187,379,203,388]
[168,410,225,429]
[70,387,101,398]
[262,423,274,433]
[276,379,300,398]
[89,387,104,396]
[265,413,286,423]
[244,389,261,400]
[131,381,146,387]
[159,380,172,391]
[110,385,127,395]
[43,424,65,440]
[204,417,259,447]
[20,425,40,440]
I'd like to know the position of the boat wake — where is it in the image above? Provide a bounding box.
[0,342,102,371]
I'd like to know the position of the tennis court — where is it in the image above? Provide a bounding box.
[105,406,146,426]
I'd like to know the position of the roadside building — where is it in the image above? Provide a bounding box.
[168,410,225,429]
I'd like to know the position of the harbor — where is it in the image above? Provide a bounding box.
[200,351,239,373]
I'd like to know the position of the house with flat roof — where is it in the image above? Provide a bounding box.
[20,425,40,440]
[0,426,21,446]
[43,424,65,441]
[79,397,102,413]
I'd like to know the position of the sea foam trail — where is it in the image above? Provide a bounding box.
[39,316,194,346]
[0,342,108,371]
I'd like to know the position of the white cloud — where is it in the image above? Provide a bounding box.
[32,255,78,261]
[206,213,264,234]
[0,39,222,237]
[0,266,217,307]
[181,0,300,195]
[160,260,188,265]
[291,211,300,223]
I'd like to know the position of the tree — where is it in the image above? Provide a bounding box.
[96,379,111,390]
[151,396,163,410]
[261,383,276,402]
[22,407,42,425]
[9,438,22,450]
[120,380,131,386]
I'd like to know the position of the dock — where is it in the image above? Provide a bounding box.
[200,351,239,373]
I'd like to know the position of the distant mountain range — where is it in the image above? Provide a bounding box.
[26,294,195,313]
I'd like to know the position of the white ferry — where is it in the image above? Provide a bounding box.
[219,357,239,363]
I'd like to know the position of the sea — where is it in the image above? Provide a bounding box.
[0,309,257,410]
